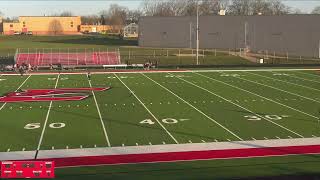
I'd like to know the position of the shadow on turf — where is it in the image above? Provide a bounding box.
[55,154,320,180]
[37,36,138,46]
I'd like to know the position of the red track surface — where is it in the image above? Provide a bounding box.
[35,145,320,168]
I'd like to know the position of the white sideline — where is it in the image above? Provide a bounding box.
[1,68,320,76]
[239,73,320,104]
[36,74,60,153]
[0,75,31,111]
[1,137,320,161]
[88,78,111,147]
[114,73,179,144]
[172,73,304,138]
[195,72,319,120]
[141,73,243,141]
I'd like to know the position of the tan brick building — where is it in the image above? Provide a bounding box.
[80,25,112,33]
[3,16,81,35]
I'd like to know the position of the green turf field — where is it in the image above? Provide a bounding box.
[1,69,320,152]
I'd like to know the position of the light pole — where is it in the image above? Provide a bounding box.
[196,0,199,65]
[318,39,320,59]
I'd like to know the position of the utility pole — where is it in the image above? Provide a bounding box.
[189,22,192,49]
[196,0,199,65]
[318,39,320,59]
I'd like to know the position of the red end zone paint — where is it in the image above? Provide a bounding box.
[35,144,320,168]
[0,87,110,103]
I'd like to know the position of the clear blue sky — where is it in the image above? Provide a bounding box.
[0,0,319,17]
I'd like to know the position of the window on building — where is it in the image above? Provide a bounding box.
[10,24,13,28]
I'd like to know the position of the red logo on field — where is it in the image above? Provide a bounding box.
[0,88,110,103]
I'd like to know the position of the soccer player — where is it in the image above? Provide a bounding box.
[19,67,24,77]
[87,71,91,81]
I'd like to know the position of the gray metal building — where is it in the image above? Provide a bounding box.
[138,15,320,58]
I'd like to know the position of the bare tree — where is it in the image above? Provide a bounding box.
[311,6,320,14]
[227,0,290,15]
[127,9,143,23]
[104,4,128,33]
[81,15,100,25]
[142,0,225,16]
[269,0,290,15]
[200,0,221,15]
[60,11,73,17]
[228,0,252,15]
[48,19,63,35]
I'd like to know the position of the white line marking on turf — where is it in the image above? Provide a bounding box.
[0,75,31,111]
[141,73,243,141]
[195,72,320,121]
[36,74,60,156]
[88,78,111,147]
[240,72,320,104]
[114,73,179,144]
[288,72,320,84]
[177,73,304,138]
[249,72,320,93]
[1,69,320,76]
[295,71,320,78]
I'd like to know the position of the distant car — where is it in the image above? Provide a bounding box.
[26,31,33,35]
[13,31,21,35]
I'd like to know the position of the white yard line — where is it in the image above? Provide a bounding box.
[141,73,243,141]
[114,73,179,144]
[35,74,60,158]
[88,78,111,147]
[238,73,320,104]
[248,72,320,93]
[0,75,31,111]
[195,72,319,120]
[172,73,304,138]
